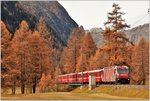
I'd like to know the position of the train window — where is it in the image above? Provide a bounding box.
[117,68,129,74]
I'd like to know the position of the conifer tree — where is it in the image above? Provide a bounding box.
[104,3,130,32]
[35,17,54,48]
[83,32,97,70]
[76,48,86,72]
[28,31,51,93]
[131,38,149,85]
[12,20,32,94]
[103,3,132,66]
[63,27,85,73]
[36,17,61,79]
[1,21,11,85]
[1,21,21,94]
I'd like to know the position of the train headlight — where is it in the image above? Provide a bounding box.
[128,79,130,80]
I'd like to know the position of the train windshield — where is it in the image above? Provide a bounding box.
[117,68,129,74]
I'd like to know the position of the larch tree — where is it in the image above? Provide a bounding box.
[83,32,97,70]
[89,48,108,70]
[28,31,51,93]
[63,27,85,73]
[38,73,51,93]
[1,21,20,94]
[103,3,132,66]
[131,37,149,85]
[36,17,60,79]
[12,20,32,94]
[35,17,54,48]
[1,21,11,87]
[76,47,86,72]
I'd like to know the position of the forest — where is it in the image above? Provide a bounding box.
[1,3,149,95]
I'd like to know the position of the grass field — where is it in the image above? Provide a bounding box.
[1,85,149,100]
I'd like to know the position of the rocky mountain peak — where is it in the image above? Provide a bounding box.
[1,1,78,45]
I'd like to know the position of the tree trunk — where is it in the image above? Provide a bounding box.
[30,86,32,93]
[12,81,16,94]
[21,78,25,94]
[32,77,36,93]
[12,86,14,95]
[14,81,16,94]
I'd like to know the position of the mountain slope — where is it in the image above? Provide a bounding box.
[1,1,78,45]
[90,24,149,47]
[89,28,104,47]
[125,23,149,44]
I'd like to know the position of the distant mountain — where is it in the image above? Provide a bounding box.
[125,23,149,44]
[88,28,104,47]
[1,1,78,45]
[90,24,149,47]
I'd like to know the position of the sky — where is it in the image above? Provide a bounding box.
[59,1,149,30]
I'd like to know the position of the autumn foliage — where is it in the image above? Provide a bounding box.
[1,3,149,95]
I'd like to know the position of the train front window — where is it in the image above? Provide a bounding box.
[117,68,129,74]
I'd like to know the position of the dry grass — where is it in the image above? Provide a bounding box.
[1,92,145,100]
[1,85,149,100]
[73,85,149,99]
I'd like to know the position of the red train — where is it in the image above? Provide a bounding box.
[56,65,130,84]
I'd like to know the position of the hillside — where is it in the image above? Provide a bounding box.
[1,1,78,45]
[126,23,149,44]
[90,23,149,47]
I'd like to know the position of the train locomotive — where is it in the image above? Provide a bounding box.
[56,65,130,84]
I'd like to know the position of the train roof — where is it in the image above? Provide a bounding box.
[57,73,77,77]
[57,65,129,77]
[77,71,88,74]
[103,66,115,69]
[88,69,102,73]
[78,69,102,74]
[116,65,129,69]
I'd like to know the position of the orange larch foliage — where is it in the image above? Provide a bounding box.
[12,20,32,94]
[1,21,20,94]
[28,31,51,93]
[103,3,132,66]
[1,20,11,76]
[82,32,97,70]
[36,17,54,48]
[89,48,109,70]
[1,21,11,57]
[63,27,85,73]
[36,17,61,79]
[131,37,149,85]
[76,48,86,72]
[38,73,52,93]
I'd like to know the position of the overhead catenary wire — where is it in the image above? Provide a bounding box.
[130,13,149,28]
